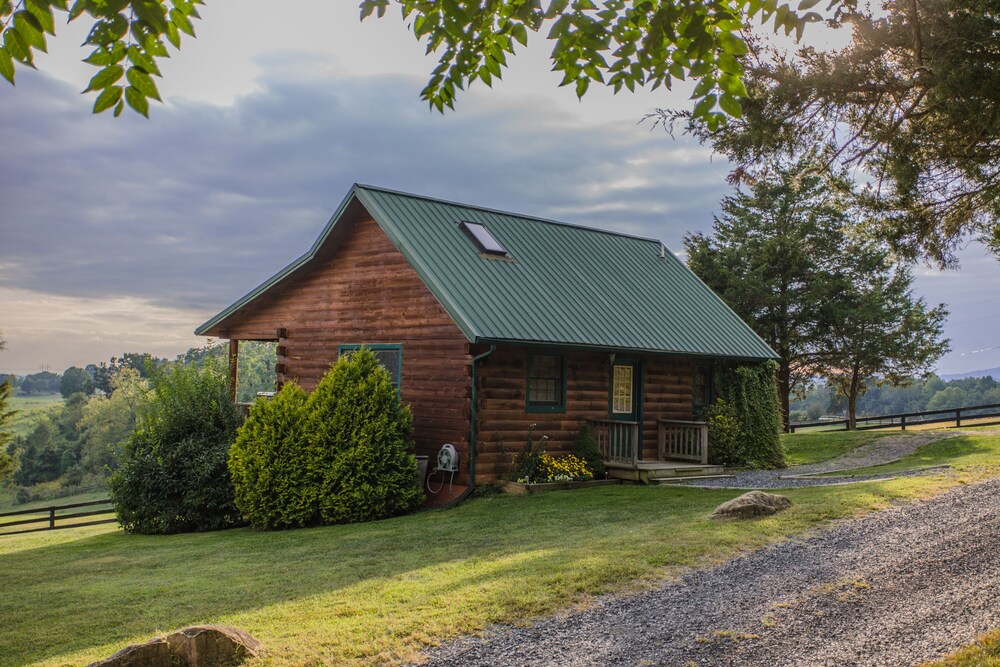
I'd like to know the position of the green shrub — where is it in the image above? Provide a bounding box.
[701,397,741,467]
[710,361,784,469]
[228,383,316,529]
[109,360,244,534]
[572,424,606,479]
[512,423,545,482]
[306,349,423,524]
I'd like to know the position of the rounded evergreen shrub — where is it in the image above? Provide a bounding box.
[229,383,317,529]
[109,360,244,534]
[306,348,423,524]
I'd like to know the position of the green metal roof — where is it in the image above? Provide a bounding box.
[197,184,777,360]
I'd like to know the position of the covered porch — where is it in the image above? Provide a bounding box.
[589,418,727,484]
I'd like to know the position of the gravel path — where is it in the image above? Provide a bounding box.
[418,477,1000,666]
[685,431,960,489]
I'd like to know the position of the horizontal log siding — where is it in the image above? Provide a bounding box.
[475,346,696,482]
[221,217,473,483]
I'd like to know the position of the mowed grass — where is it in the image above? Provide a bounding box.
[924,629,1000,666]
[824,431,1000,477]
[781,430,890,466]
[0,465,982,667]
[7,393,63,437]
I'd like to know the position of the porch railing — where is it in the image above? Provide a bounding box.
[589,419,640,467]
[658,419,709,464]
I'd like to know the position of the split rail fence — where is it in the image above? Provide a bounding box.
[789,402,1000,433]
[0,498,115,536]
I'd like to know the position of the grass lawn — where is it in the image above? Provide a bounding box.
[8,393,63,437]
[925,630,1000,666]
[781,430,890,466]
[1,473,985,666]
[821,431,1000,477]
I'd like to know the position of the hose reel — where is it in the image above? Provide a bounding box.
[426,443,459,494]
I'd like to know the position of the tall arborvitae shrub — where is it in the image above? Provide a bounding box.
[228,348,424,529]
[228,383,316,529]
[709,361,784,469]
[306,349,423,524]
[109,360,244,534]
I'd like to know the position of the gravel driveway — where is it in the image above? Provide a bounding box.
[418,477,1000,666]
[685,431,959,489]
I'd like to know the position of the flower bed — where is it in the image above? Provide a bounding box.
[500,478,623,495]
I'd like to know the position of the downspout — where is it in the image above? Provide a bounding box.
[469,345,497,490]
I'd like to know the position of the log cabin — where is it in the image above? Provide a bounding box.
[196,184,777,504]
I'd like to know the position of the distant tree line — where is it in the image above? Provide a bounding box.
[791,376,1000,423]
[1,341,277,494]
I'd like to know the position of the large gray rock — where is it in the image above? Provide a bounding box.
[88,625,262,667]
[711,490,792,520]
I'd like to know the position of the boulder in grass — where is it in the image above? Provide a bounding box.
[166,625,263,666]
[87,625,262,667]
[86,638,174,667]
[711,490,792,520]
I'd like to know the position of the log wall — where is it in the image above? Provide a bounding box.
[474,345,696,483]
[220,216,474,487]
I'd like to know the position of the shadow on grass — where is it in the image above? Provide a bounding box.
[0,480,959,666]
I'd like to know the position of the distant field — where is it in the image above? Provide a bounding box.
[7,393,63,436]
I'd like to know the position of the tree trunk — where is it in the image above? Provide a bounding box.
[847,364,861,431]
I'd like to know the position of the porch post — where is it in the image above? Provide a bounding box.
[228,338,239,403]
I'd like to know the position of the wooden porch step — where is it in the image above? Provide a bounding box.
[653,474,735,485]
[605,461,725,483]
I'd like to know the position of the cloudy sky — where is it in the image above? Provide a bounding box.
[2,1,999,377]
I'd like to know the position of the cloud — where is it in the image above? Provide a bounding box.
[0,60,730,371]
[0,64,728,316]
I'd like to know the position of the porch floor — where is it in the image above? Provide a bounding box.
[605,460,726,483]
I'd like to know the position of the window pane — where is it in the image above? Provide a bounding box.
[528,354,563,408]
[460,221,508,255]
[613,365,633,414]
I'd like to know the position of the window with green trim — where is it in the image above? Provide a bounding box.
[338,344,402,389]
[526,353,565,413]
[693,364,713,408]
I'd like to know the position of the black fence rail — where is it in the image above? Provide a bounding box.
[0,499,116,536]
[790,402,1000,433]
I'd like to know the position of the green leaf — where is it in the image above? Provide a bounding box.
[25,0,55,35]
[113,98,124,116]
[575,76,589,97]
[692,93,716,118]
[14,11,47,52]
[67,0,86,21]
[92,84,122,113]
[719,72,748,97]
[719,92,743,117]
[84,64,123,92]
[797,0,820,9]
[691,74,714,98]
[124,85,149,116]
[84,42,126,66]
[0,46,14,83]
[4,29,33,65]
[718,31,748,55]
[165,21,180,48]
[127,44,161,76]
[511,22,528,47]
[126,66,160,99]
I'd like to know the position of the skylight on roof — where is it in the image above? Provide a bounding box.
[460,221,509,256]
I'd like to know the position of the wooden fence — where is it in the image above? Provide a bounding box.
[658,419,709,464]
[0,499,116,536]
[789,402,1000,433]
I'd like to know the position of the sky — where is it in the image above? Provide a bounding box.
[1,1,999,377]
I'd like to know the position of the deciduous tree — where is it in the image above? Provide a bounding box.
[0,0,833,122]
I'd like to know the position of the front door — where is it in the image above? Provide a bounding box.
[609,359,642,462]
